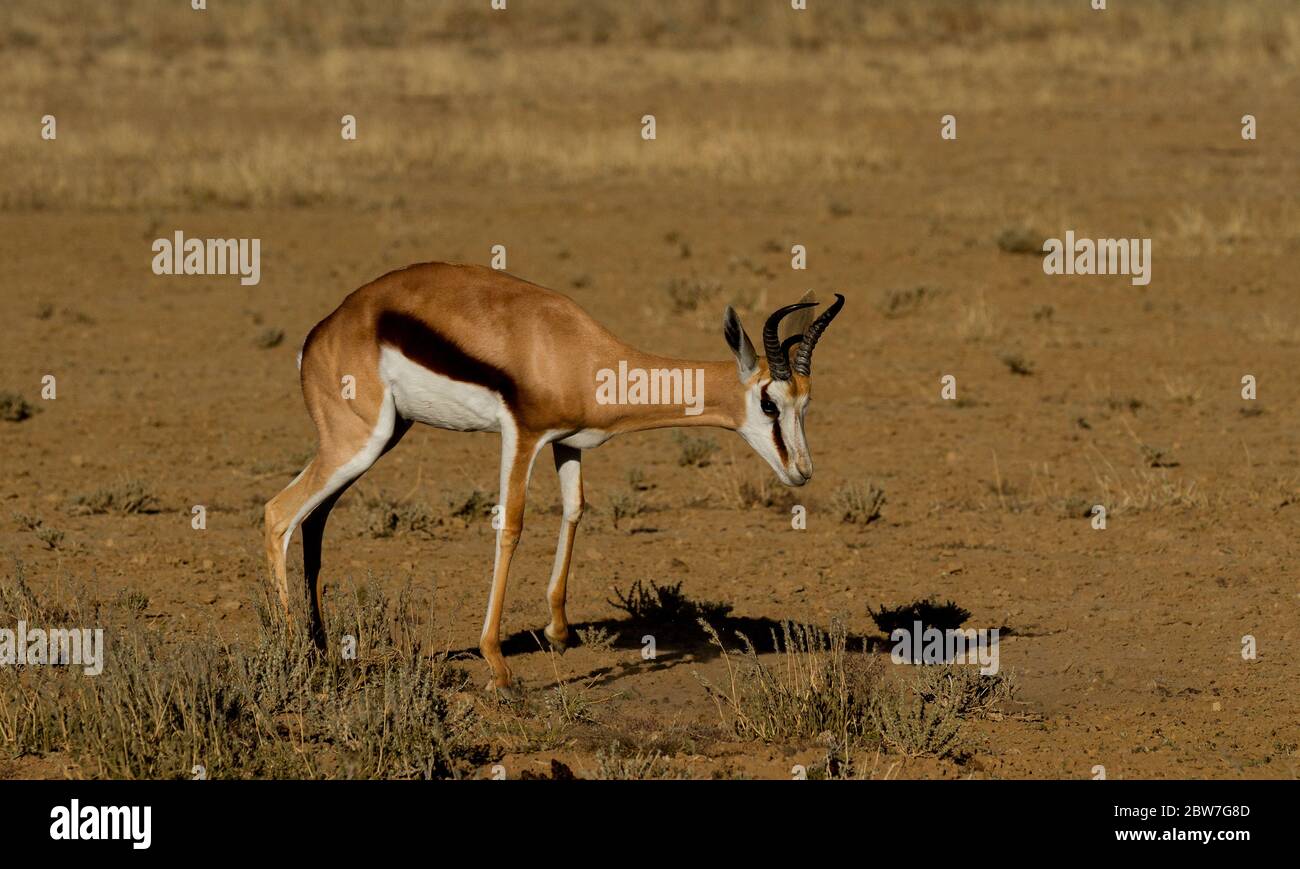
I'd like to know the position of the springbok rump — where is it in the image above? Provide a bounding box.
[263,262,845,692]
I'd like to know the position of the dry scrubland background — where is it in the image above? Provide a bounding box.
[1,0,1298,779]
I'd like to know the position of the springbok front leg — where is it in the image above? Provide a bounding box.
[543,443,584,652]
[479,424,543,692]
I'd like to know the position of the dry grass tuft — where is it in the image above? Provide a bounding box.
[706,457,800,511]
[575,625,619,653]
[832,481,886,525]
[955,293,1001,343]
[0,392,38,422]
[912,663,1019,720]
[360,488,493,539]
[588,742,692,780]
[664,276,723,314]
[871,681,964,759]
[675,432,720,467]
[67,479,162,515]
[0,564,493,779]
[1162,375,1202,405]
[999,351,1035,376]
[875,286,945,319]
[608,491,647,530]
[12,513,66,550]
[995,225,1046,254]
[1094,468,1208,515]
[696,618,880,748]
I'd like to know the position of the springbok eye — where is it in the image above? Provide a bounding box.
[760,397,779,417]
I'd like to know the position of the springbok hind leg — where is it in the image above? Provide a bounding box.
[299,490,345,650]
[263,393,398,646]
[299,417,411,648]
[543,443,584,652]
[479,427,542,695]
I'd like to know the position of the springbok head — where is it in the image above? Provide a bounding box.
[722,293,845,486]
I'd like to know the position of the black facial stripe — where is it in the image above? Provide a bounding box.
[760,383,787,462]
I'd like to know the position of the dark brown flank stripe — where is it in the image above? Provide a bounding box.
[761,384,788,464]
[375,310,519,408]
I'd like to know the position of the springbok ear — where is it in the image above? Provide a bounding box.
[723,306,759,382]
[780,290,818,343]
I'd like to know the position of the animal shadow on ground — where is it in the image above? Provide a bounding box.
[454,582,1006,690]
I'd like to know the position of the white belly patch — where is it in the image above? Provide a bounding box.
[558,428,612,449]
[379,346,504,432]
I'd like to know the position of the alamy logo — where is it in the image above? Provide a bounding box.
[890,621,1000,675]
[151,231,261,286]
[50,800,151,850]
[0,622,104,675]
[1042,231,1151,286]
[595,361,705,416]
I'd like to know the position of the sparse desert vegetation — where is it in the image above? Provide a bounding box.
[832,481,886,525]
[0,392,38,422]
[1,0,1297,779]
[67,480,162,516]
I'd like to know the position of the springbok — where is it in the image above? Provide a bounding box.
[264,262,844,692]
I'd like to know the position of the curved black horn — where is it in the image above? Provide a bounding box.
[779,333,803,360]
[763,302,817,380]
[792,293,845,376]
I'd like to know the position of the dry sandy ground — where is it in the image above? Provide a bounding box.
[1,1,1298,778]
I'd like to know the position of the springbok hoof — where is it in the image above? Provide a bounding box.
[486,679,521,704]
[543,625,569,654]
